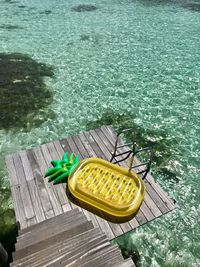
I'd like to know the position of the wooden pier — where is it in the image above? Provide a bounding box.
[5,125,176,266]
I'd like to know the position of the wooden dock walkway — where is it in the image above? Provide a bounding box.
[6,125,176,241]
[11,208,135,267]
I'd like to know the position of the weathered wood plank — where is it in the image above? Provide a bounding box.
[12,228,100,266]
[33,146,69,215]
[26,149,54,219]
[55,235,109,266]
[16,212,87,250]
[81,131,133,235]
[60,136,115,239]
[5,155,28,228]
[105,125,175,210]
[65,135,104,230]
[89,129,140,231]
[25,234,108,267]
[45,141,71,208]
[17,151,45,223]
[101,125,174,215]
[75,245,124,267]
[72,133,124,237]
[77,132,120,239]
[40,144,64,215]
[13,220,94,261]
[10,185,27,229]
[12,153,37,224]
[5,155,19,186]
[17,209,82,242]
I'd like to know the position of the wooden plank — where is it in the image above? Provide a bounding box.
[16,212,87,250]
[54,138,83,212]
[81,131,133,234]
[39,143,64,215]
[5,155,27,228]
[60,136,114,237]
[56,235,109,266]
[18,208,80,236]
[5,155,19,186]
[17,151,45,223]
[105,125,175,210]
[12,153,37,223]
[89,129,140,231]
[101,126,172,215]
[24,233,107,267]
[97,126,164,224]
[45,141,72,209]
[12,228,102,267]
[77,245,120,267]
[26,149,54,219]
[65,135,104,230]
[77,245,124,267]
[73,133,124,236]
[33,146,68,215]
[13,227,98,266]
[13,221,94,261]
[17,209,82,242]
[77,132,120,239]
[10,185,27,229]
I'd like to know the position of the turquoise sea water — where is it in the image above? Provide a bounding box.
[0,0,200,266]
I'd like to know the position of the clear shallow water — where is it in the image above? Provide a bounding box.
[0,0,200,266]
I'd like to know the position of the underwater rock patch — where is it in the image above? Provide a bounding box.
[18,5,26,8]
[0,24,23,30]
[80,34,90,41]
[40,10,52,15]
[71,4,97,12]
[0,53,54,129]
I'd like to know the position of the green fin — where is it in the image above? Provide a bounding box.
[45,165,62,177]
[62,152,69,162]
[69,153,75,164]
[53,170,70,184]
[48,168,64,182]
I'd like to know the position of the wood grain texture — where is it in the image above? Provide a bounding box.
[5,125,175,241]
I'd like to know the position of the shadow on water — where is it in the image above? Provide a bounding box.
[85,109,178,182]
[0,53,55,130]
[3,0,19,4]
[71,4,97,12]
[0,225,18,267]
[0,24,23,30]
[133,0,200,12]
